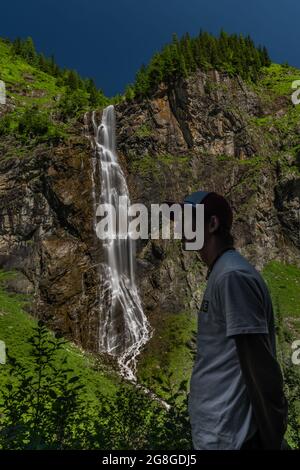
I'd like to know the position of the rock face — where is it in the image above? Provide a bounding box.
[0,131,100,350]
[115,70,300,322]
[0,69,299,359]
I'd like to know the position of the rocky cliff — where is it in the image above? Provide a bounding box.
[1,62,300,375]
[115,68,300,373]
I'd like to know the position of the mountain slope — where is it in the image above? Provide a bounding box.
[0,270,119,404]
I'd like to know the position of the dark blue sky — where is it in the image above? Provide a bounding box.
[1,0,299,97]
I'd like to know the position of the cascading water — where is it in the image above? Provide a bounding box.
[86,104,153,383]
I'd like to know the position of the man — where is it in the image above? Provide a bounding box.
[166,190,288,450]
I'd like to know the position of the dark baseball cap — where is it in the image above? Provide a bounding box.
[163,190,233,229]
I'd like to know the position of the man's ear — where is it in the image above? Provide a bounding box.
[208,215,220,234]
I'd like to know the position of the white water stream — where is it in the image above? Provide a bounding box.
[86,105,152,382]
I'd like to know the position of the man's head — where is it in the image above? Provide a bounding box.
[164,190,234,266]
[195,192,234,265]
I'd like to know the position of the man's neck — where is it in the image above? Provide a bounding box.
[205,244,235,279]
[208,245,232,268]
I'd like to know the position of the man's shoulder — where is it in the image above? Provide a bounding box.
[213,250,265,289]
[213,249,256,278]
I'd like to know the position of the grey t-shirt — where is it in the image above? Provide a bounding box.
[188,249,276,450]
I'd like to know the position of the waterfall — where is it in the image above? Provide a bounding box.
[85,104,153,383]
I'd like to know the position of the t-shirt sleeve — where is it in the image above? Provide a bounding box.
[216,270,269,337]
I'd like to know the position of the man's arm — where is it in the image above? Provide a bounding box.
[234,333,288,449]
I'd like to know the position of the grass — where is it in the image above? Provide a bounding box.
[262,261,300,319]
[0,270,118,405]
[137,310,197,399]
[0,39,69,145]
[0,40,61,107]
[248,63,300,165]
[130,152,190,177]
[262,261,300,448]
[257,64,300,97]
[134,123,153,138]
[0,39,110,146]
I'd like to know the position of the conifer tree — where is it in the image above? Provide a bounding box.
[66,70,80,90]
[84,78,98,105]
[22,37,37,64]
[134,64,150,97]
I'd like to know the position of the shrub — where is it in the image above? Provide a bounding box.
[0,321,193,450]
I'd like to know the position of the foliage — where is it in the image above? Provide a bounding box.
[57,88,90,120]
[262,261,300,448]
[10,36,108,107]
[0,105,66,143]
[137,310,197,398]
[127,30,271,100]
[0,36,111,144]
[134,123,153,138]
[0,272,193,450]
[0,271,117,405]
[263,261,300,318]
[0,36,113,144]
[0,266,299,450]
[0,322,88,449]
[0,321,193,450]
[140,373,193,450]
[256,63,300,97]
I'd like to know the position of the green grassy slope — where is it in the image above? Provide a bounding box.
[262,261,300,448]
[0,271,119,405]
[137,310,197,398]
[0,40,61,105]
[263,261,300,319]
[251,63,300,173]
[0,38,113,149]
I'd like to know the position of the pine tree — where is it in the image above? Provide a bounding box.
[22,37,37,64]
[38,53,48,72]
[124,84,135,101]
[132,30,270,97]
[148,52,164,89]
[49,55,60,76]
[134,64,150,97]
[181,32,197,73]
[11,37,22,55]
[85,78,99,106]
[262,46,271,67]
[66,70,80,90]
